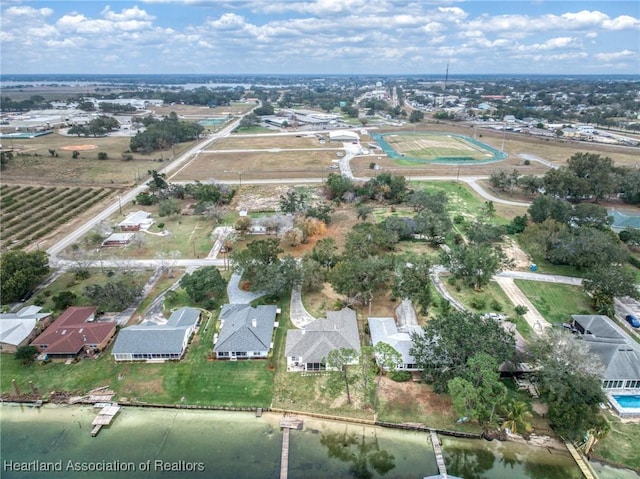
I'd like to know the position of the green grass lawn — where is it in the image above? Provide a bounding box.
[1,296,289,408]
[591,413,640,470]
[29,269,153,314]
[514,280,593,324]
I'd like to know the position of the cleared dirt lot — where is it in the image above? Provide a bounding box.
[171,150,337,182]
[213,133,330,150]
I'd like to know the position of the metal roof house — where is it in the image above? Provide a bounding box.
[368,316,423,371]
[118,210,153,231]
[112,307,201,361]
[285,308,360,372]
[571,314,640,392]
[0,306,52,353]
[214,304,278,360]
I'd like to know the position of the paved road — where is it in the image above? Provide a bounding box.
[226,271,265,304]
[46,117,243,260]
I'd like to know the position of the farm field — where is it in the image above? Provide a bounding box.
[0,184,115,251]
[171,149,337,182]
[1,132,200,186]
[215,133,329,150]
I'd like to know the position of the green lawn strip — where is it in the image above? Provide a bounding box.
[438,277,535,341]
[591,413,640,470]
[514,280,593,324]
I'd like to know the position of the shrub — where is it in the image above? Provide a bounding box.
[470,296,487,310]
[491,299,503,312]
[390,370,412,382]
[629,256,640,270]
[523,159,531,166]
[157,223,165,229]
[97,152,108,160]
[515,305,529,316]
[447,276,457,285]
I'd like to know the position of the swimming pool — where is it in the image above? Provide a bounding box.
[613,395,640,408]
[609,394,640,418]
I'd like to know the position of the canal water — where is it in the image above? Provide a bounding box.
[1,404,585,479]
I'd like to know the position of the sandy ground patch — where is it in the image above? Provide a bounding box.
[60,144,98,151]
[504,237,532,270]
[377,375,454,418]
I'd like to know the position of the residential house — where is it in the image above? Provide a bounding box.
[571,315,640,392]
[102,232,134,247]
[112,307,202,361]
[368,299,423,371]
[214,304,279,360]
[0,306,52,353]
[285,308,360,372]
[118,210,153,231]
[31,306,116,359]
[368,317,423,371]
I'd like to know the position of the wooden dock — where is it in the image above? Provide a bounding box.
[565,442,597,479]
[280,427,290,479]
[431,430,447,477]
[423,430,463,479]
[91,404,121,437]
[279,417,303,479]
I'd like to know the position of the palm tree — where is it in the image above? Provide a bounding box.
[501,400,533,435]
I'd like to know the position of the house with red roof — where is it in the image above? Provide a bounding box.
[31,306,116,360]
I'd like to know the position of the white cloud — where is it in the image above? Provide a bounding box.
[101,6,155,22]
[3,6,53,18]
[594,50,636,62]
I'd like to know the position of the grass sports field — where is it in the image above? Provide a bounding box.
[374,132,503,163]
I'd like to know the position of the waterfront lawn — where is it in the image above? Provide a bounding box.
[592,414,640,470]
[1,298,287,408]
[514,280,593,324]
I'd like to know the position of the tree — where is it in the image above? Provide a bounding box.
[15,345,39,364]
[311,237,339,270]
[407,190,448,214]
[528,195,571,224]
[373,342,402,405]
[443,244,514,290]
[566,152,615,201]
[501,400,533,435]
[0,150,14,169]
[329,256,393,306]
[52,291,77,311]
[279,188,308,214]
[583,265,640,315]
[409,110,424,123]
[344,223,399,259]
[180,266,226,309]
[410,310,515,393]
[354,202,373,221]
[158,199,181,217]
[325,173,354,201]
[548,227,628,269]
[83,280,142,311]
[447,353,508,427]
[392,255,434,314]
[300,256,325,292]
[528,327,608,441]
[414,209,452,245]
[326,348,358,404]
[1,250,50,304]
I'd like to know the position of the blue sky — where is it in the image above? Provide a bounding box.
[1,0,639,75]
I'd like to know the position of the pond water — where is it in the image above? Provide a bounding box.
[0,404,586,479]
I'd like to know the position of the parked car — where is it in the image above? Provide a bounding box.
[625,314,640,328]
